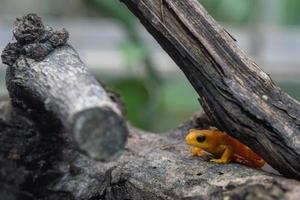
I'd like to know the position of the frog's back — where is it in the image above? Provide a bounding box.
[225,134,265,168]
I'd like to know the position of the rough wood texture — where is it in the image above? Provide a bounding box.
[1,100,300,200]
[1,14,128,161]
[2,12,300,200]
[120,0,300,179]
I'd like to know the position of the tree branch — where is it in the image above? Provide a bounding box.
[1,14,128,161]
[120,0,300,179]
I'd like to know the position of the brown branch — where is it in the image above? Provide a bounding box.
[120,0,300,179]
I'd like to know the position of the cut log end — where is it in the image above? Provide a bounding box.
[72,107,128,161]
[2,14,129,162]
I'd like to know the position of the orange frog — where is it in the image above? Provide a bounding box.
[185,129,265,168]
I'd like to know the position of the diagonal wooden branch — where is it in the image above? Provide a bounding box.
[121,0,300,179]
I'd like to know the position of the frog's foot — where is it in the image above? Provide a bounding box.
[210,145,232,164]
[191,147,203,157]
[233,154,248,165]
[210,158,230,164]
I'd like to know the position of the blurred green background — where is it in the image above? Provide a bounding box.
[0,0,299,132]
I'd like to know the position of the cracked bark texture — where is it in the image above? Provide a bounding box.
[1,100,300,200]
[120,0,300,179]
[1,10,300,200]
[1,14,128,161]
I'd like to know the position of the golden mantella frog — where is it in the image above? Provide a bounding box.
[185,129,265,168]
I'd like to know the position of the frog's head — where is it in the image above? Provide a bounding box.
[185,129,217,149]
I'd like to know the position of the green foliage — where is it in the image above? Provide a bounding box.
[87,0,165,131]
[162,79,199,111]
[110,78,151,128]
[108,76,200,132]
[88,0,136,30]
[280,0,300,25]
[119,41,148,67]
[277,81,300,101]
[199,0,254,24]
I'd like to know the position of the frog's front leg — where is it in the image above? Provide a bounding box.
[190,147,204,157]
[210,145,233,164]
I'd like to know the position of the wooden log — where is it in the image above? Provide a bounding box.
[1,14,128,161]
[120,0,300,179]
[1,99,300,200]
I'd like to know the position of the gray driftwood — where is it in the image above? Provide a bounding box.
[121,0,300,179]
[1,14,128,161]
[1,100,300,200]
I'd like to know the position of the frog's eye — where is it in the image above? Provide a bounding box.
[196,135,206,143]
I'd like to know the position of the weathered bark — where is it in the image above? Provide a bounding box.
[1,100,300,200]
[2,13,300,200]
[1,14,128,161]
[120,0,300,179]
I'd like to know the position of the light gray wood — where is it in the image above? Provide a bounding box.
[2,14,128,161]
[1,101,300,200]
